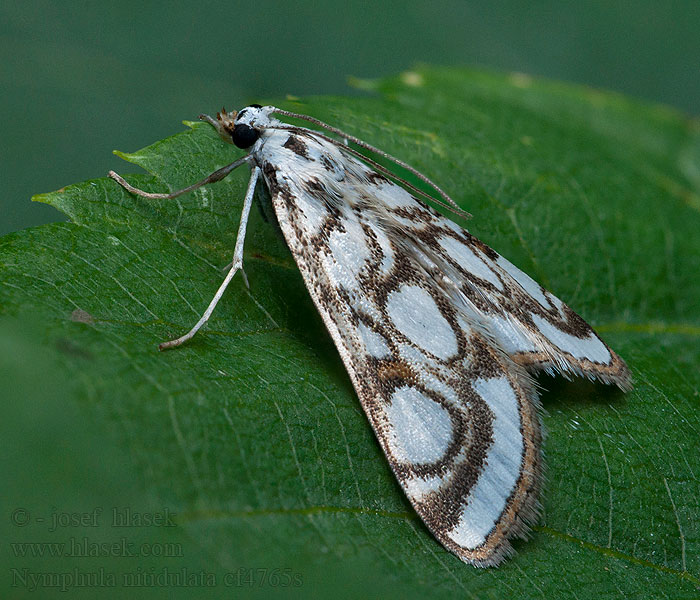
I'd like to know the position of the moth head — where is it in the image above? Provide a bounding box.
[201,104,269,149]
[230,104,265,148]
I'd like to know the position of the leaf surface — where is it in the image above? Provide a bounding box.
[2,66,699,598]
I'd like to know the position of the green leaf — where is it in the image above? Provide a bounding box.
[2,66,699,598]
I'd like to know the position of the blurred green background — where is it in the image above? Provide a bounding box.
[2,0,698,236]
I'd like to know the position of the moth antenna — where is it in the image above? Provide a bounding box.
[271,108,469,218]
[109,155,250,199]
[268,124,471,219]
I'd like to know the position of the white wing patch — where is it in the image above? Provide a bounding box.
[530,313,611,363]
[437,234,505,291]
[495,255,554,309]
[357,321,391,358]
[385,386,454,465]
[449,377,524,549]
[386,285,459,360]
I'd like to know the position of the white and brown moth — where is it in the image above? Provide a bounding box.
[109,105,632,567]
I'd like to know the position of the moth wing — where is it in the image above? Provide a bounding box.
[383,199,632,390]
[259,134,543,565]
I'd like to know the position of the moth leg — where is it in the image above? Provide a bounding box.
[159,165,261,350]
[221,260,250,290]
[108,155,250,200]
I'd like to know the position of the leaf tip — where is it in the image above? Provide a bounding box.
[113,149,130,160]
[31,192,53,206]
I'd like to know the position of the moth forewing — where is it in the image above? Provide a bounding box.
[109,104,631,566]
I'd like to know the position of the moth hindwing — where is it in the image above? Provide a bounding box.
[109,105,632,566]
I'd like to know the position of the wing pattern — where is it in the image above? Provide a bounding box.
[256,128,629,565]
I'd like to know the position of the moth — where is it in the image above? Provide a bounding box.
[109,105,632,566]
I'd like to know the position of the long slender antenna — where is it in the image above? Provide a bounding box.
[270,125,469,218]
[271,108,470,218]
[109,155,251,199]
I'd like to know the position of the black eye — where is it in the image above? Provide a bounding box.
[231,123,259,149]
